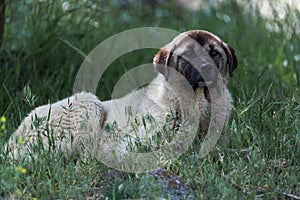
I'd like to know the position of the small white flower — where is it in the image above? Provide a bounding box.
[90,20,99,28]
[223,14,231,23]
[62,2,70,11]
[294,54,300,62]
[283,60,288,67]
[118,183,124,191]
[92,4,97,10]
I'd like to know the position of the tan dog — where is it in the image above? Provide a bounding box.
[5,30,237,163]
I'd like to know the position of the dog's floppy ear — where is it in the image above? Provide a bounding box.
[223,43,238,77]
[153,49,173,81]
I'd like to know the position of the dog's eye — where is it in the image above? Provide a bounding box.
[210,50,220,57]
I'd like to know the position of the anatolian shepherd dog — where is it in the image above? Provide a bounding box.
[5,30,238,165]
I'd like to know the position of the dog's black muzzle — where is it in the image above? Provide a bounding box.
[179,57,216,90]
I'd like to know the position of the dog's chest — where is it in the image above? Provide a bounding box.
[102,90,177,129]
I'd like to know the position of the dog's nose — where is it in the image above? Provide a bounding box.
[199,64,213,76]
[200,63,216,78]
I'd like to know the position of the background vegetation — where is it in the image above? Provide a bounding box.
[0,0,299,199]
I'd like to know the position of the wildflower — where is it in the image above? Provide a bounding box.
[16,188,23,196]
[21,168,27,174]
[62,2,70,11]
[90,20,99,28]
[15,166,27,174]
[1,116,6,123]
[17,136,30,145]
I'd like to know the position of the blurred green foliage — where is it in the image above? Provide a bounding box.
[0,0,299,199]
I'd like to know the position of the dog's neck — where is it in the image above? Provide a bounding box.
[146,74,181,102]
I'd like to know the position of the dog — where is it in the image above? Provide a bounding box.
[5,30,237,165]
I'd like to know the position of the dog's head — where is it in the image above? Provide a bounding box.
[153,30,238,89]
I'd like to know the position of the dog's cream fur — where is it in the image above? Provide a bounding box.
[6,92,104,160]
[5,30,237,162]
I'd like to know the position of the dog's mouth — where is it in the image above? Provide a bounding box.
[197,80,213,87]
[194,84,211,102]
[188,62,217,89]
[191,80,213,91]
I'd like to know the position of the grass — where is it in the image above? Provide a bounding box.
[0,0,299,199]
